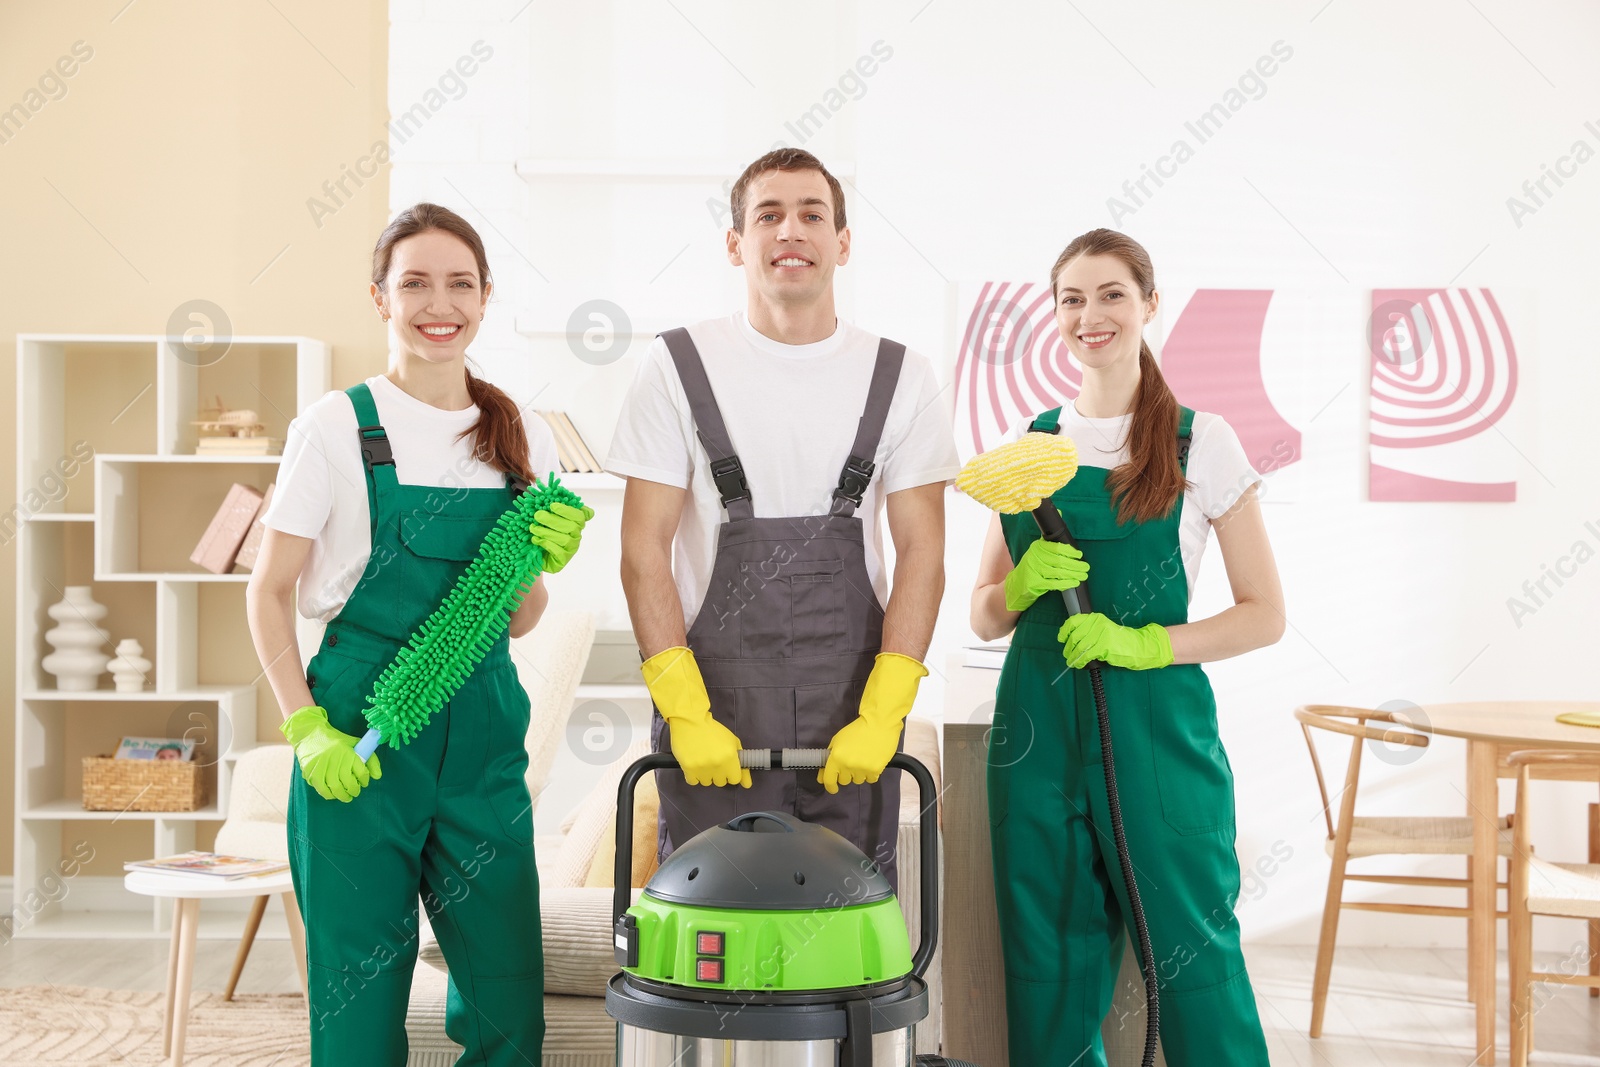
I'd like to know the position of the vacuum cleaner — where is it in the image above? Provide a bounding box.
[958,430,1161,1067]
[606,748,979,1067]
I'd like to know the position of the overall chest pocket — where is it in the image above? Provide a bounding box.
[397,512,488,611]
[738,559,845,658]
[398,512,486,562]
[1046,484,1141,622]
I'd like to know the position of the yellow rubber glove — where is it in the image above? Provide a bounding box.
[280,705,382,803]
[641,646,750,788]
[819,653,928,795]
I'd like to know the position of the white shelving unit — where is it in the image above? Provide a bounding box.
[13,333,329,937]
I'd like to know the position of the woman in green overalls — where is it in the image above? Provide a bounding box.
[246,203,590,1065]
[969,228,1286,1066]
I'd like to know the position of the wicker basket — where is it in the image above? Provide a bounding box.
[81,756,205,812]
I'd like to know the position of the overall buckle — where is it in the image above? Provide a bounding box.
[358,425,395,468]
[834,454,876,507]
[710,456,749,506]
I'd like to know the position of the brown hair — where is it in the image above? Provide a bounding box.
[371,203,532,483]
[1049,228,1188,526]
[729,148,847,233]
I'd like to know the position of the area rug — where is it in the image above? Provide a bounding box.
[0,984,309,1065]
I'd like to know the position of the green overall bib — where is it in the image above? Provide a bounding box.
[287,383,543,1066]
[989,405,1269,1067]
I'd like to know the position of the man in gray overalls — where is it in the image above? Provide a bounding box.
[609,148,959,889]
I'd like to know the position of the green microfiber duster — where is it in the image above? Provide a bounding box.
[351,475,586,760]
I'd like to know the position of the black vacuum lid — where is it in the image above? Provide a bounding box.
[645,810,894,910]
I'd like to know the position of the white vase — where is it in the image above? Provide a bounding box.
[41,585,111,692]
[107,638,152,693]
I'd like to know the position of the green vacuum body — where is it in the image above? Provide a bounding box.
[623,810,913,992]
[606,750,967,1067]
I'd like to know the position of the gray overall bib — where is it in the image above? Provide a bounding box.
[650,326,907,889]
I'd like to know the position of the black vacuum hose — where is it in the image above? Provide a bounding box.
[1033,502,1160,1067]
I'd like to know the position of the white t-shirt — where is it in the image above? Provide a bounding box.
[261,373,561,622]
[1003,401,1261,603]
[606,313,962,626]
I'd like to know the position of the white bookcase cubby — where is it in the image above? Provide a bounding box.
[12,333,329,937]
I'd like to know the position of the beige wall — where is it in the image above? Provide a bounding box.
[0,1,392,876]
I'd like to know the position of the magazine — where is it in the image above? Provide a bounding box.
[124,851,288,879]
[115,736,196,761]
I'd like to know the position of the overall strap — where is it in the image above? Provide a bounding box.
[1027,407,1063,434]
[830,337,907,518]
[661,328,753,522]
[346,383,400,544]
[1177,405,1194,476]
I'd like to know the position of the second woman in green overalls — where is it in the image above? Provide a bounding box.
[247,203,591,1065]
[970,228,1286,1066]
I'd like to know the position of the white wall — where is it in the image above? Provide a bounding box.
[389,0,1600,950]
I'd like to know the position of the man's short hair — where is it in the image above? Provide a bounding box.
[729,148,847,233]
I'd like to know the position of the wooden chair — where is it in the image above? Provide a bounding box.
[1296,704,1513,1037]
[1506,750,1600,1067]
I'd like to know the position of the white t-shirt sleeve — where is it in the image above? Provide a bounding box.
[879,350,961,494]
[605,338,695,488]
[261,406,335,539]
[1190,413,1262,521]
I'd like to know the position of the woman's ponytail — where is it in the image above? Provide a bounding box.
[462,367,533,484]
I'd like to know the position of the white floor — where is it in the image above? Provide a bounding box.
[2,936,1597,1064]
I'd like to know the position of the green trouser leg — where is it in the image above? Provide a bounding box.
[289,643,542,1066]
[989,645,1271,1067]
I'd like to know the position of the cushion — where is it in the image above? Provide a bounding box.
[583,770,660,889]
[549,739,652,889]
[509,610,595,811]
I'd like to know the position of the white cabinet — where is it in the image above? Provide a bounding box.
[11,334,328,937]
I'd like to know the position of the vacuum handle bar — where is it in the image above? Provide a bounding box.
[613,749,941,980]
[1033,500,1091,616]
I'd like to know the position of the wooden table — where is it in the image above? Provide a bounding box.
[1414,701,1600,1066]
[124,869,307,1066]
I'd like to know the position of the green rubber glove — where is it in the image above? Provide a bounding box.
[641,646,750,788]
[1057,613,1173,671]
[280,705,382,803]
[1003,538,1090,612]
[820,653,928,795]
[528,500,595,573]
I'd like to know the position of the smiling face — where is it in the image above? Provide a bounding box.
[726,168,850,309]
[1052,252,1157,371]
[371,228,490,364]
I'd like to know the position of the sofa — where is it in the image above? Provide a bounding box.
[403,705,946,1066]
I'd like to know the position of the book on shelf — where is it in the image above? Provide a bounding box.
[965,643,1011,670]
[124,851,289,880]
[554,412,602,471]
[189,482,265,574]
[536,410,600,473]
[196,436,283,455]
[231,482,275,572]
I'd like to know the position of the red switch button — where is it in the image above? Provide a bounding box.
[696,931,725,956]
[695,958,724,983]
